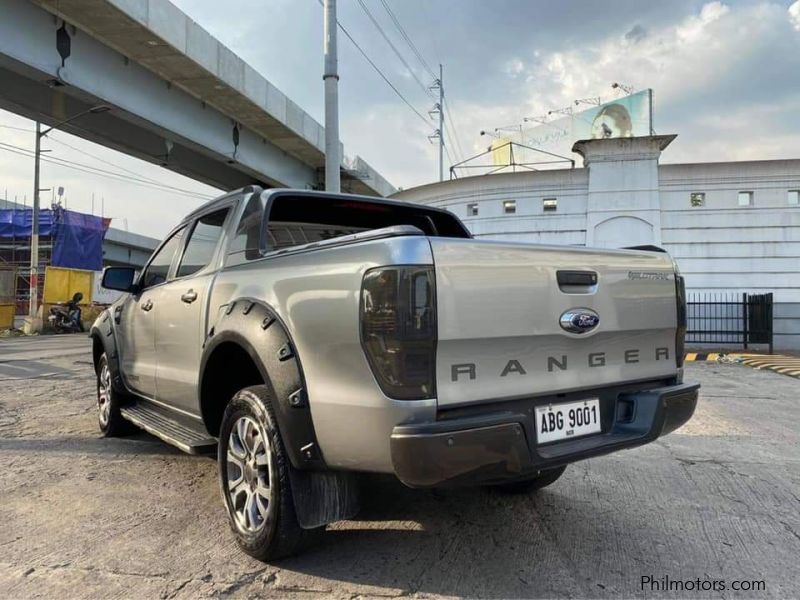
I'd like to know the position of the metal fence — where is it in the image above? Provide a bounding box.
[686,292,773,353]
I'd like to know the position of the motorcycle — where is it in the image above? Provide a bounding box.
[48,292,85,333]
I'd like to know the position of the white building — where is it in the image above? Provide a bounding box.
[393,135,800,350]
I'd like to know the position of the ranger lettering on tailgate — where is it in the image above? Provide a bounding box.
[451,347,672,381]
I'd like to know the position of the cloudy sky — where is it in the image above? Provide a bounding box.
[1,0,799,238]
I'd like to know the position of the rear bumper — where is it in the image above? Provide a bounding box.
[390,382,699,488]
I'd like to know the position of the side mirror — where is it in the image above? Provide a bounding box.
[101,267,138,293]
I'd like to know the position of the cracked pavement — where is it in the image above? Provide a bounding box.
[0,335,798,598]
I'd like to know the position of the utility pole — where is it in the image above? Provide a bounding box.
[323,0,341,193]
[26,121,42,332]
[428,65,445,181]
[24,105,110,333]
[438,64,444,182]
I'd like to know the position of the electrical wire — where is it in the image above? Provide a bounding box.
[443,127,460,166]
[443,97,466,164]
[1,123,210,192]
[316,0,431,128]
[46,134,169,187]
[378,0,436,80]
[355,0,434,99]
[443,142,454,175]
[374,1,464,165]
[0,142,212,199]
[0,125,34,133]
[0,143,213,200]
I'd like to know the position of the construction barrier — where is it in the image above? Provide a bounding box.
[43,266,92,305]
[0,303,14,329]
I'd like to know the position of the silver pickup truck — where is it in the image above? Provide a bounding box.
[91,187,698,560]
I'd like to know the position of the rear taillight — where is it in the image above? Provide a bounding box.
[360,266,436,400]
[675,274,686,367]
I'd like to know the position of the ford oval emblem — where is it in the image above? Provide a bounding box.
[559,309,600,334]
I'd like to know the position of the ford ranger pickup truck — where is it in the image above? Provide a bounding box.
[91,187,698,560]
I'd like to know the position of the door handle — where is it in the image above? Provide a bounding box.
[141,299,153,312]
[181,290,198,304]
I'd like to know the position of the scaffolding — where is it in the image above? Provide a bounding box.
[448,141,575,180]
[0,219,53,317]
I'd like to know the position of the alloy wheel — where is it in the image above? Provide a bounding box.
[97,362,112,427]
[226,416,274,533]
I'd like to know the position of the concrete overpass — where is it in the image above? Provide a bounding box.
[103,227,158,267]
[0,0,395,197]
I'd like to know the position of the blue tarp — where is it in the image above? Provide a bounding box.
[0,206,110,271]
[0,208,55,237]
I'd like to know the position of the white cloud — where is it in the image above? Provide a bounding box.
[450,1,800,169]
[2,1,799,219]
[504,58,525,78]
[790,0,800,30]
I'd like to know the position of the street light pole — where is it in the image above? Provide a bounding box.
[323,0,341,193]
[25,105,110,333]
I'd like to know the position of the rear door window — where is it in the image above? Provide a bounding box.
[176,208,230,278]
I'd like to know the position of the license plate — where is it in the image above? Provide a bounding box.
[535,398,601,444]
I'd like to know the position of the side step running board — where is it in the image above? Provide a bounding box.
[120,403,217,454]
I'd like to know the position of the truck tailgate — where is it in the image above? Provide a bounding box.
[430,238,679,407]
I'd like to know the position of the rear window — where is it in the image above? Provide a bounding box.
[228,193,470,262]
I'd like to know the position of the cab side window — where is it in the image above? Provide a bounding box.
[176,208,230,278]
[141,227,186,289]
[227,195,265,266]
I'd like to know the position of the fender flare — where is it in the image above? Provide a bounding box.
[199,298,325,471]
[88,306,125,393]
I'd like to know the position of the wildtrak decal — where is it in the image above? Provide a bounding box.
[628,271,673,281]
[451,347,671,382]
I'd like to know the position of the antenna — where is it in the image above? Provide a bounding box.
[523,114,550,124]
[611,82,635,95]
[547,106,574,117]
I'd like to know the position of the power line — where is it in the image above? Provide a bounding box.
[0,124,34,133]
[316,0,431,128]
[443,141,454,174]
[443,98,465,164]
[378,0,436,80]
[355,0,434,99]
[47,134,168,187]
[4,123,211,191]
[0,142,213,200]
[443,127,461,166]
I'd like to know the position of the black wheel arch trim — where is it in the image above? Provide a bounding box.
[89,309,125,393]
[199,298,325,470]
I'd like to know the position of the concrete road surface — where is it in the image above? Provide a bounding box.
[0,335,798,598]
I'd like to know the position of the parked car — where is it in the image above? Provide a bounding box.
[91,187,698,560]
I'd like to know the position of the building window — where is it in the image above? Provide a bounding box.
[503,200,516,214]
[466,203,479,216]
[543,198,557,213]
[738,191,754,206]
[690,192,705,207]
[789,190,800,205]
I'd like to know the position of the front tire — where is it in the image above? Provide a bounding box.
[96,353,135,436]
[489,465,567,494]
[218,385,316,561]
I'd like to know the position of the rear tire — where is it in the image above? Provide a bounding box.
[218,385,318,561]
[489,465,567,494]
[96,353,136,437]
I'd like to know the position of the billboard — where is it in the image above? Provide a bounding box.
[521,89,653,163]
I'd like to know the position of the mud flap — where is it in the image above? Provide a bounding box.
[288,468,361,529]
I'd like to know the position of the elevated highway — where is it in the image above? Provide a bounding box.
[0,0,394,196]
